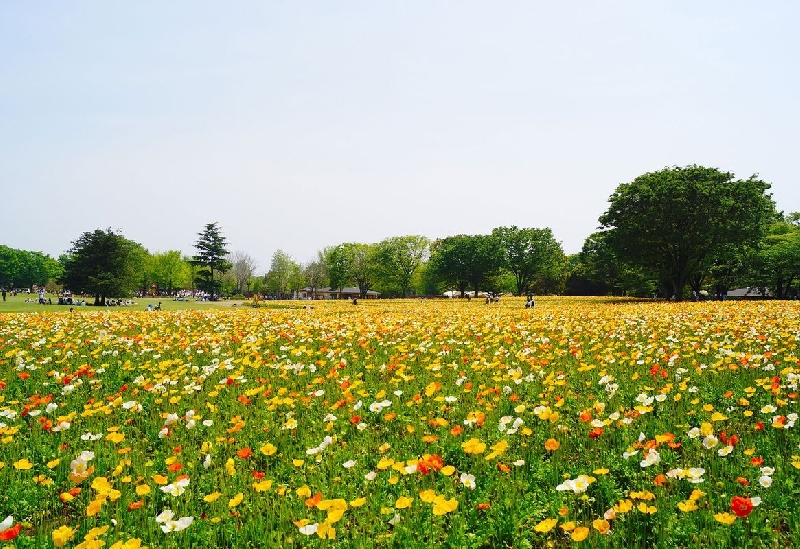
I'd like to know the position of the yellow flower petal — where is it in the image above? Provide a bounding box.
[228,492,244,507]
[571,526,590,541]
[349,497,367,507]
[260,442,277,456]
[395,496,413,509]
[714,512,737,525]
[534,518,558,533]
[13,458,34,470]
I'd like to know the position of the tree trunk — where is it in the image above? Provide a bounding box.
[515,273,525,297]
[671,267,688,301]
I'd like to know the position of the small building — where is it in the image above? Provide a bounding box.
[297,287,379,300]
[726,287,771,299]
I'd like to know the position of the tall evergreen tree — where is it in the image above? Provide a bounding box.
[192,222,231,300]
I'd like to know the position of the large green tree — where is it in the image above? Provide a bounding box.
[266,249,300,299]
[303,251,328,300]
[323,243,379,297]
[150,251,192,294]
[192,222,231,300]
[599,165,776,300]
[349,243,378,298]
[324,244,353,293]
[492,226,565,296]
[374,235,430,297]
[60,229,147,305]
[429,234,503,297]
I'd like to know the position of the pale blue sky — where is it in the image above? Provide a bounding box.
[2,2,798,271]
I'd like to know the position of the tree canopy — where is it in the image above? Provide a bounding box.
[492,226,565,296]
[598,165,776,300]
[60,229,146,305]
[374,235,430,297]
[324,245,353,293]
[148,251,192,295]
[266,249,302,299]
[429,234,503,297]
[302,251,328,300]
[751,214,800,298]
[0,246,62,289]
[348,243,378,299]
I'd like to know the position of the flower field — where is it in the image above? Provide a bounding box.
[1,298,799,548]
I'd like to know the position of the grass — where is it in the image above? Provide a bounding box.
[0,293,235,313]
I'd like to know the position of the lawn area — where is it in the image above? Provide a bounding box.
[0,293,241,313]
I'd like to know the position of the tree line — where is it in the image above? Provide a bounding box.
[0,246,62,290]
[2,165,798,303]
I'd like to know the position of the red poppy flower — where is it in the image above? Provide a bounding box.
[730,496,754,518]
[0,524,22,541]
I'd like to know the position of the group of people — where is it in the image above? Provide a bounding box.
[57,295,87,306]
[103,298,134,306]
